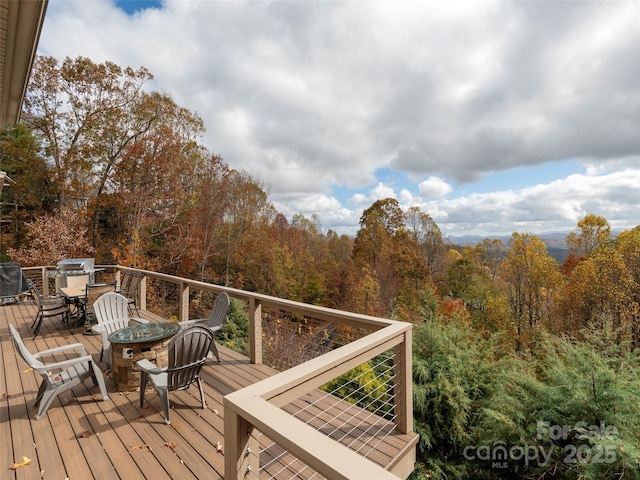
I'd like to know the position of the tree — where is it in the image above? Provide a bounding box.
[474,238,505,279]
[225,170,278,290]
[108,124,205,270]
[446,255,495,325]
[405,206,448,288]
[0,124,60,255]
[352,198,405,270]
[499,232,563,351]
[22,56,154,205]
[352,199,430,318]
[7,205,93,266]
[181,154,230,282]
[566,214,611,256]
[23,55,207,254]
[556,227,640,346]
[411,313,640,480]
[615,226,640,347]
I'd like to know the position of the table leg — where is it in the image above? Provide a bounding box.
[67,298,87,333]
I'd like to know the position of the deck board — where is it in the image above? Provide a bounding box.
[1,297,415,479]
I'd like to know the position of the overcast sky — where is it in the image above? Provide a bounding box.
[37,0,640,238]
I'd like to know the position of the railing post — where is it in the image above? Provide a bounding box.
[393,328,413,434]
[224,407,259,479]
[139,275,147,311]
[249,298,262,365]
[179,281,189,322]
[41,266,49,296]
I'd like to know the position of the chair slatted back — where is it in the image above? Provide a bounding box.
[123,272,143,299]
[85,282,116,315]
[119,271,132,295]
[93,292,130,335]
[166,326,213,392]
[206,292,230,329]
[9,324,43,370]
[30,282,44,309]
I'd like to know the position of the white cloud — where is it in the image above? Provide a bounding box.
[399,189,414,203]
[370,182,396,201]
[402,169,640,236]
[418,177,453,198]
[37,0,640,237]
[349,193,368,207]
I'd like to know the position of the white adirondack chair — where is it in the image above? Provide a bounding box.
[92,292,149,368]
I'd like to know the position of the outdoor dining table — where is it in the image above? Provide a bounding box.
[108,322,180,391]
[58,285,87,330]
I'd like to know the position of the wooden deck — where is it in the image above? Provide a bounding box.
[1,297,417,479]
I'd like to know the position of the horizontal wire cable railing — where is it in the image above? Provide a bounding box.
[257,312,399,479]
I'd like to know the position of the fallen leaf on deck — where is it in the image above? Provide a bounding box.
[78,431,92,438]
[165,442,177,449]
[130,444,152,452]
[141,404,150,410]
[216,441,223,453]
[11,456,31,470]
[22,368,33,374]
[171,424,181,430]
[212,408,219,415]
[2,392,9,398]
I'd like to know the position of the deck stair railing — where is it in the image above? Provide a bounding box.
[22,265,416,480]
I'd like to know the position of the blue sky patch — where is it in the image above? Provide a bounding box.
[468,160,583,194]
[115,0,162,15]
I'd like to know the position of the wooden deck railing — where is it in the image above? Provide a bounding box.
[22,265,415,479]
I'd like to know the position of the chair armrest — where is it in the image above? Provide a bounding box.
[178,318,207,327]
[33,342,87,358]
[92,324,106,334]
[136,359,165,374]
[32,354,94,373]
[129,317,149,325]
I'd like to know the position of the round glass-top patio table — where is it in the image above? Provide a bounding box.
[108,322,180,391]
[109,322,180,343]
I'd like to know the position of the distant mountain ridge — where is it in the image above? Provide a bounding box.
[448,231,571,263]
[448,231,570,247]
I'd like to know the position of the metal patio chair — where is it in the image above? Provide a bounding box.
[80,282,116,327]
[29,281,70,337]
[117,271,143,316]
